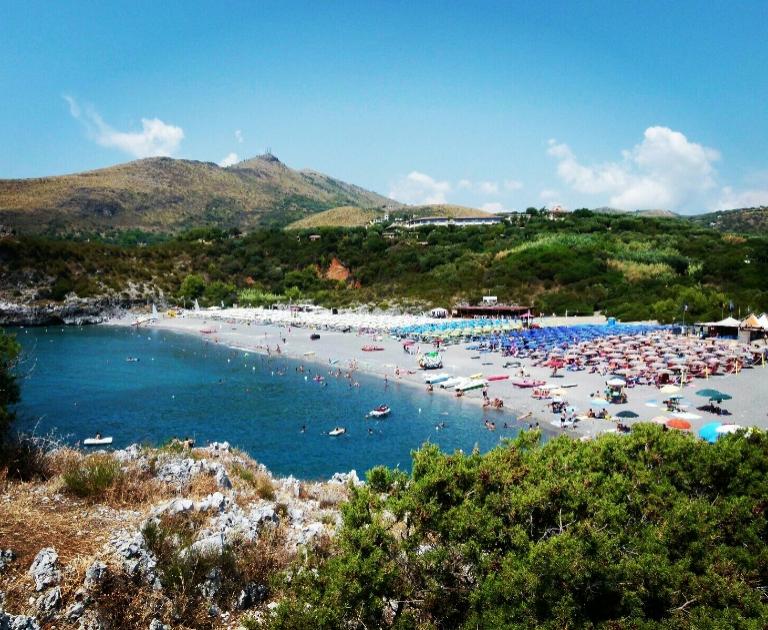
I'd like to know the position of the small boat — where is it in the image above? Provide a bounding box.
[125,357,140,363]
[329,427,346,436]
[367,405,391,418]
[310,333,321,340]
[511,378,546,388]
[83,436,113,446]
[487,375,509,382]
[362,345,385,352]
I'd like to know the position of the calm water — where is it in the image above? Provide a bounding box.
[10,326,522,479]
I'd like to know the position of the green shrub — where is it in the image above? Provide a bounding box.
[62,454,122,498]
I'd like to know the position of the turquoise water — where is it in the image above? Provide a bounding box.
[10,326,524,479]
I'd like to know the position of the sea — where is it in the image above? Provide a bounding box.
[10,326,527,479]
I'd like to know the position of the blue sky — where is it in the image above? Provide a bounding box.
[1,1,767,213]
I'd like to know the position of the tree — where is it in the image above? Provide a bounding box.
[179,274,205,301]
[0,330,20,445]
[267,426,768,629]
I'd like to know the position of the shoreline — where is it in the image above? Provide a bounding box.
[105,313,552,438]
[104,308,768,441]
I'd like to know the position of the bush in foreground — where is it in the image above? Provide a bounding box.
[62,453,123,498]
[267,425,768,629]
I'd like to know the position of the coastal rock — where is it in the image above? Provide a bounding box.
[293,522,325,546]
[328,470,363,487]
[148,620,168,630]
[0,611,41,630]
[189,534,225,556]
[213,465,232,489]
[0,298,130,327]
[196,492,227,513]
[35,586,61,615]
[152,498,194,516]
[84,561,108,588]
[113,444,144,463]
[155,457,231,488]
[65,602,86,621]
[28,548,60,591]
[111,533,157,585]
[236,583,268,610]
[206,441,230,454]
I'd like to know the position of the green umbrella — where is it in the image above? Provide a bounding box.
[616,410,639,419]
[710,393,732,402]
[696,388,722,398]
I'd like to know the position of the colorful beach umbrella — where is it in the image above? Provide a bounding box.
[666,418,692,431]
[616,410,639,419]
[698,422,722,443]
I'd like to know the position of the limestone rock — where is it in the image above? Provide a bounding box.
[0,611,41,630]
[0,550,15,574]
[35,586,61,615]
[28,548,60,591]
[84,561,108,588]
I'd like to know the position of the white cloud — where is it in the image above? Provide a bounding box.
[64,95,184,158]
[235,129,243,144]
[477,180,499,195]
[457,179,472,189]
[715,186,768,210]
[389,171,451,205]
[219,152,239,167]
[481,202,506,213]
[547,127,720,211]
[540,189,560,201]
[504,179,523,191]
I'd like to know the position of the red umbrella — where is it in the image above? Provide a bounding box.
[666,418,692,431]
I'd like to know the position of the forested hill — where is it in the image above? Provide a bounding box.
[2,212,767,324]
[0,154,399,234]
[688,206,768,234]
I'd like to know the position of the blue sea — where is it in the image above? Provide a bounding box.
[10,326,526,479]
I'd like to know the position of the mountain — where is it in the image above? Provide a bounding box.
[0,154,400,234]
[687,206,768,234]
[287,203,495,229]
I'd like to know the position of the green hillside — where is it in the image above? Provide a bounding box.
[0,154,398,234]
[688,206,768,234]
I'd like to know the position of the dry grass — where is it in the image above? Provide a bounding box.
[607,258,675,282]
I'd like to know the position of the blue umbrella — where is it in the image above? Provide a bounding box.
[698,422,722,444]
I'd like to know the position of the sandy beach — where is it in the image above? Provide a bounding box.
[106,308,768,441]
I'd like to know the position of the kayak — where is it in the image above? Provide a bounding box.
[329,427,346,436]
[487,375,509,382]
[83,437,113,446]
[424,373,450,385]
[439,377,463,389]
[511,378,546,388]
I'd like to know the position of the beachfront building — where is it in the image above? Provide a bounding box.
[695,313,768,342]
[403,216,503,228]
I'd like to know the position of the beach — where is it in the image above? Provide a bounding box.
[107,308,768,440]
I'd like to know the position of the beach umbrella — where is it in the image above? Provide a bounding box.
[696,388,722,398]
[673,411,701,420]
[616,410,639,419]
[698,422,721,443]
[607,377,626,387]
[666,418,692,431]
[710,393,732,402]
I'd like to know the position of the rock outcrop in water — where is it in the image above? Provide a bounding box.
[0,298,132,326]
[0,440,357,628]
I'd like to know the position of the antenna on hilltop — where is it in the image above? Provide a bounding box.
[265,146,273,156]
